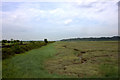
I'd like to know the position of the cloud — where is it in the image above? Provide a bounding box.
[1,1,118,40]
[118,1,120,7]
[49,8,64,14]
[64,19,72,25]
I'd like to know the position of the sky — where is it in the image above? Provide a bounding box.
[1,0,119,41]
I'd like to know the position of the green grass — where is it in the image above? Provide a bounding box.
[2,43,68,78]
[99,64,118,78]
[0,60,2,79]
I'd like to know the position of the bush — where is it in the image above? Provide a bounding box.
[2,48,15,59]
[2,41,55,59]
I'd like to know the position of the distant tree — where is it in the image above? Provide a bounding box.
[16,40,20,42]
[30,41,35,43]
[14,40,17,43]
[11,39,14,43]
[13,40,20,43]
[2,40,7,43]
[44,39,48,43]
[7,40,10,43]
[11,39,13,41]
[20,41,23,45]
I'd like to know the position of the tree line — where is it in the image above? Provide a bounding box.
[61,36,120,41]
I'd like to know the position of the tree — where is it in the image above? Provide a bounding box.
[44,39,48,43]
[7,40,10,43]
[20,41,23,45]
[11,39,14,43]
[16,40,20,42]
[2,40,7,43]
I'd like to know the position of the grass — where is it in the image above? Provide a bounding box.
[99,64,118,78]
[0,60,2,79]
[45,41,118,78]
[0,43,1,79]
[2,43,68,78]
[2,41,119,78]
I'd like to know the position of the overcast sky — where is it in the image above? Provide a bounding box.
[1,0,118,41]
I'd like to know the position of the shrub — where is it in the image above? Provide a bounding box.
[2,41,55,59]
[2,48,15,59]
[44,39,48,43]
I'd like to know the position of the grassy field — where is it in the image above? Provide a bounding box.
[2,43,67,78]
[2,41,118,78]
[45,41,118,78]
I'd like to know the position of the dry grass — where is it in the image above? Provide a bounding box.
[44,41,118,78]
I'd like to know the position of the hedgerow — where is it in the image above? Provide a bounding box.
[2,41,55,59]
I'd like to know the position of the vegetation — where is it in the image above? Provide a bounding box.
[2,39,119,78]
[2,43,67,78]
[2,39,55,59]
[45,41,118,78]
[61,36,120,41]
[44,39,48,43]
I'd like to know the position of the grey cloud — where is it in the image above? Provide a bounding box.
[78,5,93,8]
[118,1,120,7]
[76,1,107,9]
[76,2,98,8]
[96,9,105,13]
